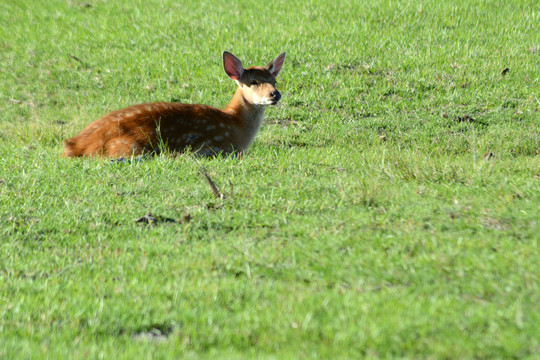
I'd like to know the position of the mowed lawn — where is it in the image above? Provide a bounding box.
[0,0,539,358]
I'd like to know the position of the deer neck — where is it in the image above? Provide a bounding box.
[224,88,266,150]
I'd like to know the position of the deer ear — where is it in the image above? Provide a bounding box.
[223,51,244,80]
[266,52,286,77]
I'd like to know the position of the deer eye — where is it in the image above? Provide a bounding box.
[250,80,259,86]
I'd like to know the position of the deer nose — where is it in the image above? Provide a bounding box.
[270,90,281,102]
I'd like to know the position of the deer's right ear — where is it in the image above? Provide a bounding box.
[223,52,244,80]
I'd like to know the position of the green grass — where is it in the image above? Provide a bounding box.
[1,0,539,358]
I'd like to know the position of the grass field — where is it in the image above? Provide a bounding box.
[1,0,539,358]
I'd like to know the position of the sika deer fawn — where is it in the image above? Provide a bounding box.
[63,51,286,158]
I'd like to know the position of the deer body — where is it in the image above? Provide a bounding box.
[63,51,286,158]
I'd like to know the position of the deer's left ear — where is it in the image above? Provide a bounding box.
[266,52,286,77]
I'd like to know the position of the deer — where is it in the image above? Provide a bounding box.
[63,51,286,158]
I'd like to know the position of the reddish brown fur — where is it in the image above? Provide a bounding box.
[63,102,241,157]
[63,52,286,158]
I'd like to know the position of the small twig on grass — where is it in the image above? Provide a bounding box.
[69,54,90,68]
[200,166,224,199]
[9,98,34,107]
[135,213,176,225]
[134,211,191,226]
[69,54,85,64]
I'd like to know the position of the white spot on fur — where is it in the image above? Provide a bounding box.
[214,135,224,141]
[206,125,216,131]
